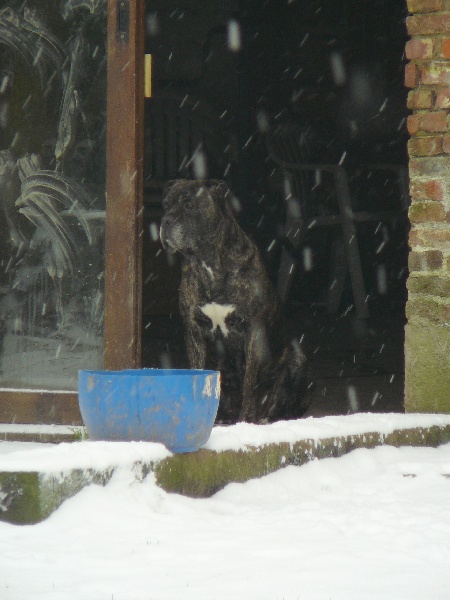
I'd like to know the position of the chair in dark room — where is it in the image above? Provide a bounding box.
[266,123,409,319]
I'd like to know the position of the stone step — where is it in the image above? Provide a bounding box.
[0,424,86,444]
[1,414,450,525]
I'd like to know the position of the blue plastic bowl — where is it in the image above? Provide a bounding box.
[78,369,220,452]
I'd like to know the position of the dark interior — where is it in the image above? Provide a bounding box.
[142,0,409,416]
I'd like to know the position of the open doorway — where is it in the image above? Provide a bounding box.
[142,0,409,417]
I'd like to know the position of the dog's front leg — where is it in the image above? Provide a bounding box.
[180,300,207,369]
[239,321,269,423]
[185,323,207,369]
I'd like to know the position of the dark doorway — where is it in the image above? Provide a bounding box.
[142,0,409,416]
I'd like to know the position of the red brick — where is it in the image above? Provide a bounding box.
[405,62,420,88]
[442,133,450,151]
[410,156,450,177]
[408,249,443,270]
[407,112,449,136]
[409,178,444,200]
[407,14,450,36]
[406,296,450,325]
[408,89,434,109]
[408,135,443,155]
[407,0,443,12]
[435,88,450,108]
[409,201,446,222]
[408,274,450,296]
[421,62,450,85]
[405,38,434,59]
[410,226,450,247]
[441,37,450,58]
[407,113,421,135]
[421,110,449,131]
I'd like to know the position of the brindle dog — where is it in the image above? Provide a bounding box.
[160,179,311,423]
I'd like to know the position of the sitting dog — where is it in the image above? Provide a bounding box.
[160,179,311,423]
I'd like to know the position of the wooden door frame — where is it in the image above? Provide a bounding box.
[0,0,145,425]
[104,0,145,371]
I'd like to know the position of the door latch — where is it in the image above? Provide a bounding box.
[145,54,152,98]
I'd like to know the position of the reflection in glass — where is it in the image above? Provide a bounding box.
[0,0,106,390]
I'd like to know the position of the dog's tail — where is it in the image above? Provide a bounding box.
[266,340,312,422]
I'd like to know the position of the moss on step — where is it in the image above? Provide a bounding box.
[0,472,42,524]
[154,424,450,497]
[0,468,113,525]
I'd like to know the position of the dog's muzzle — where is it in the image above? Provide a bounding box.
[159,219,168,249]
[160,215,182,251]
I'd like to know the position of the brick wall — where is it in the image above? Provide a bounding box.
[405,0,450,412]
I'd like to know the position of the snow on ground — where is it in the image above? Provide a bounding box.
[1,425,450,599]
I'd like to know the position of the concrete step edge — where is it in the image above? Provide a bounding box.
[1,422,450,525]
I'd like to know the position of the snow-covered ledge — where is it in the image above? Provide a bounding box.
[1,413,450,524]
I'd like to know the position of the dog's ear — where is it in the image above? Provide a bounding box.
[162,179,180,197]
[203,180,229,198]
[204,180,241,217]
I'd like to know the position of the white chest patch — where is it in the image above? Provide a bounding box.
[200,302,235,337]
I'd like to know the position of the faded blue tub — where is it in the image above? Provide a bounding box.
[78,369,220,452]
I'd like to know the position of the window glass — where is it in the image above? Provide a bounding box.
[0,0,106,390]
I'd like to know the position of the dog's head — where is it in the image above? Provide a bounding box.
[159,179,235,256]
